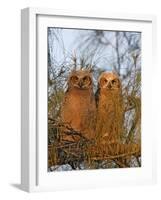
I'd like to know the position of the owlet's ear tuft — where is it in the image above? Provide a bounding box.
[98,72,105,86]
[112,70,119,77]
[88,67,94,73]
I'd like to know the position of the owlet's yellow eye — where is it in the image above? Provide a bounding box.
[83,76,90,83]
[112,80,116,84]
[71,76,78,82]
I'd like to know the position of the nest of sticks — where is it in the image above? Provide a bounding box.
[48,118,141,170]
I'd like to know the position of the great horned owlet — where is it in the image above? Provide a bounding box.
[60,69,96,142]
[96,71,124,144]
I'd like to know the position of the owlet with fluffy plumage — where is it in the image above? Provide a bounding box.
[96,71,124,144]
[60,69,96,142]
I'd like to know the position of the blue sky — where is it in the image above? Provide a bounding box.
[48,28,114,71]
[48,28,141,74]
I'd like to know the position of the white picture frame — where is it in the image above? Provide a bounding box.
[21,7,157,192]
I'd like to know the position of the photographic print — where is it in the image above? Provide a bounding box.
[48,27,141,172]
